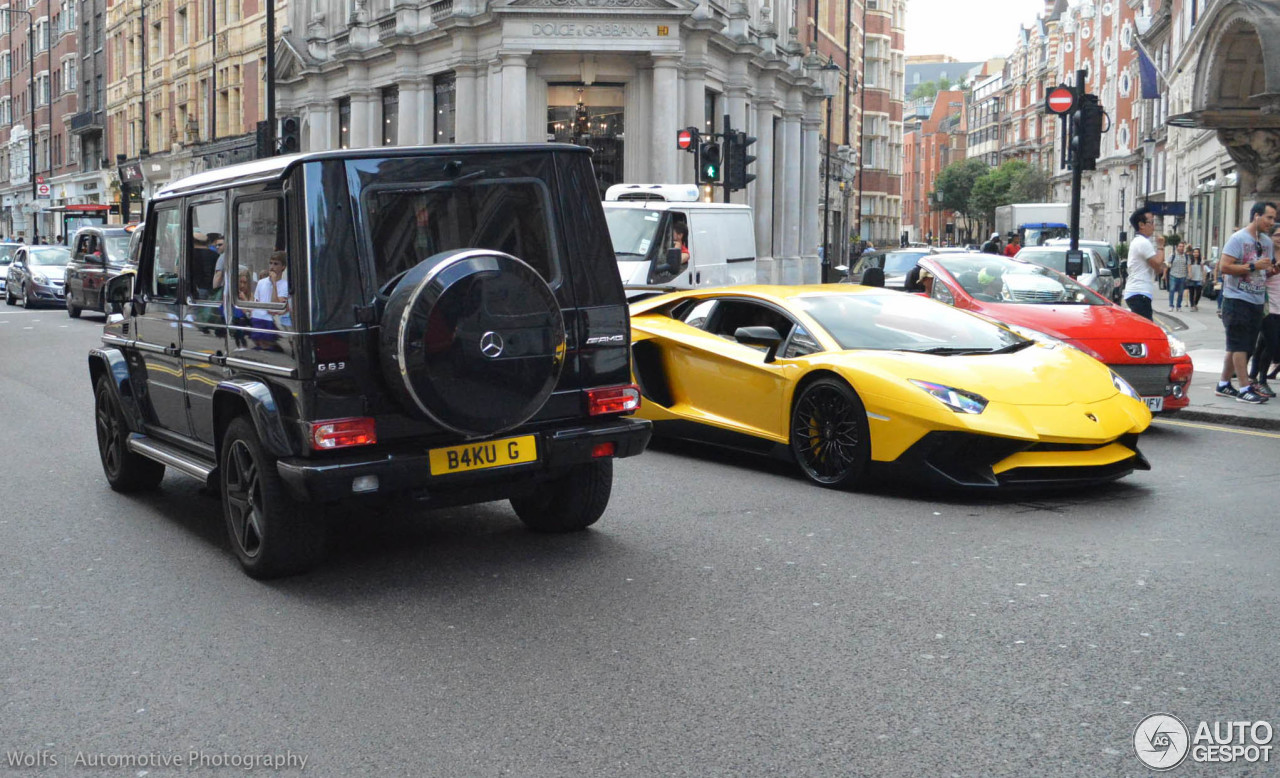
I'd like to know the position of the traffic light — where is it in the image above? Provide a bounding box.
[1070,93,1103,171]
[278,116,301,155]
[698,141,722,184]
[255,120,272,159]
[726,131,757,191]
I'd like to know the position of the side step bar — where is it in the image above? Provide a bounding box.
[127,435,217,481]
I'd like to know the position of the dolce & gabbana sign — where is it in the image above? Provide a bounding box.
[530,22,667,37]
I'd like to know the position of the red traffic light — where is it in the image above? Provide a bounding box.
[677,128,695,151]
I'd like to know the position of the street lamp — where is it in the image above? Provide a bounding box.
[814,55,841,282]
[1119,169,1130,243]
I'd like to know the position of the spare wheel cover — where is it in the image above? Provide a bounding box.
[382,249,565,436]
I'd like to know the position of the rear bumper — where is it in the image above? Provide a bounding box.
[275,416,651,503]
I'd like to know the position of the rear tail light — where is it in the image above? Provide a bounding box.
[587,384,641,415]
[309,417,378,450]
[591,442,616,458]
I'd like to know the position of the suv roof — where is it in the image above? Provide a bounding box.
[156,143,593,198]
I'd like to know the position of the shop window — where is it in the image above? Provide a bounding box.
[547,83,624,195]
[433,72,455,144]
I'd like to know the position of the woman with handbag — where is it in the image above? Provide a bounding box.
[1186,249,1204,311]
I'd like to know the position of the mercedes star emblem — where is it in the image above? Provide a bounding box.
[480,331,504,358]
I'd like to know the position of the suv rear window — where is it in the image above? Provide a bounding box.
[363,180,560,291]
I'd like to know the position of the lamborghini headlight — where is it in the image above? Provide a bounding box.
[1166,334,1187,358]
[1111,371,1141,401]
[910,380,989,414]
[1004,324,1061,346]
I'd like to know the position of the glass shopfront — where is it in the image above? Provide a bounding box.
[1188,171,1238,260]
[547,83,623,195]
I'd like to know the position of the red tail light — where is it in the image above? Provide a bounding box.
[591,442,616,458]
[309,417,378,450]
[587,385,641,415]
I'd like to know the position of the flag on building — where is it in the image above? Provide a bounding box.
[1138,47,1161,99]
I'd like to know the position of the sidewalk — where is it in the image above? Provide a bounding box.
[1153,301,1280,431]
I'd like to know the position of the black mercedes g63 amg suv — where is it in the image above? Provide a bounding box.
[90,146,650,578]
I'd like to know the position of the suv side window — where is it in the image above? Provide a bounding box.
[234,197,291,329]
[150,206,181,299]
[187,199,226,301]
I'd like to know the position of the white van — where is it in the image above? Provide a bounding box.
[603,183,757,288]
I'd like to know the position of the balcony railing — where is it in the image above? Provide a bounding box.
[69,110,104,134]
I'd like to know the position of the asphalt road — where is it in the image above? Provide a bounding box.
[3,304,1278,778]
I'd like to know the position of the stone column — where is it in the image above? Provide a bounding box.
[347,89,375,148]
[754,98,777,280]
[303,101,331,151]
[454,63,479,143]
[683,64,707,139]
[501,53,529,142]
[398,81,420,145]
[800,107,822,283]
[779,105,803,280]
[651,54,680,183]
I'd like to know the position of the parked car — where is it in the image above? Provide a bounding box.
[1014,244,1117,301]
[842,248,932,288]
[919,252,1193,414]
[64,225,139,317]
[0,241,21,297]
[5,244,72,307]
[1042,238,1124,301]
[629,285,1152,489]
[90,145,652,578]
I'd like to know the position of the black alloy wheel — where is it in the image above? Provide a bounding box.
[789,377,871,489]
[220,416,325,579]
[94,377,165,492]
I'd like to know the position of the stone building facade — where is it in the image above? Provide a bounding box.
[275,0,900,280]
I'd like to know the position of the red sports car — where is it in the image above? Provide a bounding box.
[914,252,1193,414]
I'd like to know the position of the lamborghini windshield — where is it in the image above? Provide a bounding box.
[795,291,1028,354]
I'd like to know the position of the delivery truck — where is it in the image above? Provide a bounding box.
[995,203,1071,247]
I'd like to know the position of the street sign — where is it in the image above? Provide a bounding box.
[1045,85,1076,115]
[677,128,695,151]
[36,183,51,199]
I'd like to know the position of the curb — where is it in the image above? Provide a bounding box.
[1166,409,1280,432]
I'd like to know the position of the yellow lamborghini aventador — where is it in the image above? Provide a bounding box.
[630,285,1153,489]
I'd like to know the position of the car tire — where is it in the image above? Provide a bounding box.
[790,377,872,489]
[220,416,325,579]
[94,377,165,492]
[379,249,566,437]
[4,286,13,305]
[67,297,82,318]
[510,460,612,533]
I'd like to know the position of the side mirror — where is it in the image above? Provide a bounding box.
[734,325,783,363]
[1097,267,1112,277]
[105,272,136,314]
[665,247,683,276]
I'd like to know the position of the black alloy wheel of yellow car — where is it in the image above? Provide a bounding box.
[789,377,871,488]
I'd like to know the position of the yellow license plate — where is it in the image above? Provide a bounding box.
[428,435,538,475]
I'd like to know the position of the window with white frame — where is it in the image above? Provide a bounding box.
[0,8,9,35]
[36,72,50,106]
[0,96,10,125]
[36,17,48,50]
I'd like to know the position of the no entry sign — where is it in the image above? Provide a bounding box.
[1045,85,1076,115]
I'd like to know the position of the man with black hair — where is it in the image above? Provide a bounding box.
[1122,207,1166,320]
[1215,201,1277,404]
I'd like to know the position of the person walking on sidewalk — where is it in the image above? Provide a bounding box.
[1168,242,1189,311]
[1247,223,1280,393]
[1215,201,1277,404]
[1186,249,1205,311]
[1123,207,1166,320]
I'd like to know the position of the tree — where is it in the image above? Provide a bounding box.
[969,161,1055,232]
[1008,162,1051,203]
[933,158,990,238]
[909,81,939,101]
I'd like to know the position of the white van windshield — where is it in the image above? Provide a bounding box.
[605,208,663,258]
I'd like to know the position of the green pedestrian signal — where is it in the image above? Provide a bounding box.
[698,141,722,184]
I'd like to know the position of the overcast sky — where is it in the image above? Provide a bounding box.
[903,0,1052,62]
